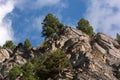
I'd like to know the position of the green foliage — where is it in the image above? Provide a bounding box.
[9,65,22,80]
[42,13,61,38]
[116,33,120,44]
[77,18,94,37]
[9,63,38,80]
[9,49,72,80]
[21,62,38,80]
[17,43,24,48]
[39,41,51,49]
[24,38,32,48]
[3,40,16,51]
[39,41,52,53]
[35,49,72,79]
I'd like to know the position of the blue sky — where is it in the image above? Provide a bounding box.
[0,0,120,47]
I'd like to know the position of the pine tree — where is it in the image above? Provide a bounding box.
[116,33,120,44]
[42,13,60,38]
[3,40,16,51]
[77,18,94,37]
[24,38,32,48]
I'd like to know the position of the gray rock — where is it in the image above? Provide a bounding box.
[0,47,34,80]
[14,55,27,65]
[0,49,10,63]
[47,28,120,80]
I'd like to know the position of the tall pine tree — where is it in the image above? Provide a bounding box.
[24,38,32,48]
[3,41,16,51]
[116,33,120,44]
[42,13,60,38]
[77,18,94,37]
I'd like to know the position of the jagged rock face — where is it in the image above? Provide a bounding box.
[90,33,120,80]
[48,27,120,80]
[93,33,120,65]
[0,47,34,80]
[51,27,91,52]
[0,49,10,63]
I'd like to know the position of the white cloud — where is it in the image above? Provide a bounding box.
[14,0,66,32]
[32,16,44,31]
[0,0,67,46]
[85,0,120,38]
[15,0,64,10]
[36,0,60,7]
[0,0,15,45]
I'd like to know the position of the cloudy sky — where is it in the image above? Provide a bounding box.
[0,0,120,47]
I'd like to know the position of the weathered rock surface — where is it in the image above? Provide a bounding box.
[0,49,10,63]
[46,27,120,80]
[0,47,34,80]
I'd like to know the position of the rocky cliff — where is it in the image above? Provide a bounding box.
[0,27,120,80]
[45,27,120,80]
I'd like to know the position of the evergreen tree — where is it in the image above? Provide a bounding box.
[3,40,16,51]
[34,49,72,79]
[9,65,23,80]
[116,33,120,44]
[24,38,32,48]
[42,13,60,38]
[9,49,72,80]
[17,43,24,48]
[77,18,94,37]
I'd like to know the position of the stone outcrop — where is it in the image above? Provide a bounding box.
[0,49,10,63]
[0,47,34,80]
[46,27,120,80]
